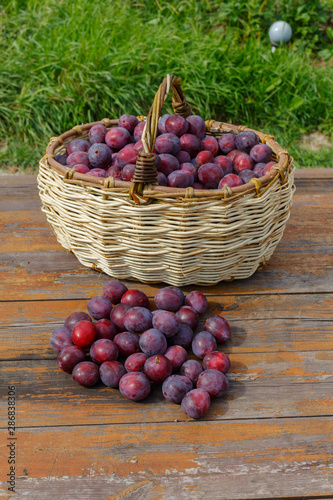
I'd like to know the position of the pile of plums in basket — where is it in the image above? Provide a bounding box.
[56,113,277,189]
[50,282,231,419]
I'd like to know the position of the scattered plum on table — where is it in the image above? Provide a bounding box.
[197,369,229,397]
[100,360,126,388]
[72,361,100,387]
[57,345,86,373]
[119,372,151,401]
[181,388,210,418]
[162,375,193,403]
[139,328,167,356]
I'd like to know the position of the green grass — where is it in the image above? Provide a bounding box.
[1,0,333,171]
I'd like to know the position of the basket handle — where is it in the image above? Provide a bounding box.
[130,74,192,201]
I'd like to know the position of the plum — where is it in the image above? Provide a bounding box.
[121,289,149,309]
[124,353,148,373]
[88,143,112,169]
[139,328,167,356]
[89,125,107,144]
[195,150,214,167]
[262,162,277,175]
[180,163,198,182]
[90,339,118,364]
[158,153,179,177]
[218,133,236,154]
[89,168,107,178]
[94,319,117,341]
[164,345,188,372]
[239,169,257,184]
[71,320,97,348]
[67,151,90,168]
[152,310,180,338]
[197,369,229,397]
[214,156,233,175]
[219,174,243,189]
[186,115,206,139]
[180,134,202,157]
[64,312,92,332]
[119,372,151,401]
[73,361,100,387]
[203,351,230,374]
[192,331,217,359]
[133,122,146,142]
[50,326,73,352]
[198,163,223,189]
[233,152,253,174]
[253,163,266,177]
[250,144,272,163]
[176,306,199,330]
[114,332,140,357]
[55,154,67,165]
[155,286,184,311]
[176,150,191,164]
[57,345,85,373]
[181,388,210,418]
[105,127,131,150]
[204,315,231,343]
[116,146,138,167]
[100,360,126,388]
[165,115,189,137]
[155,133,181,156]
[105,165,122,179]
[66,139,90,155]
[157,172,167,186]
[73,164,90,174]
[110,303,131,331]
[158,114,170,134]
[226,149,244,162]
[162,375,193,403]
[235,131,259,151]
[185,291,208,315]
[118,114,139,135]
[170,324,194,350]
[144,355,172,383]
[123,307,153,333]
[121,164,135,181]
[202,136,219,156]
[87,296,112,320]
[180,359,203,383]
[168,170,191,188]
[103,281,128,304]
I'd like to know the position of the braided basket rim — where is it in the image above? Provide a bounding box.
[43,117,292,203]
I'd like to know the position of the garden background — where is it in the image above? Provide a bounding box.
[1,0,332,172]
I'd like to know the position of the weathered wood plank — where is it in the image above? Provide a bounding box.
[0,417,332,499]
[0,295,332,360]
[1,254,332,300]
[295,167,333,179]
[0,354,332,427]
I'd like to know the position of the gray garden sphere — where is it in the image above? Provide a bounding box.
[269,21,292,46]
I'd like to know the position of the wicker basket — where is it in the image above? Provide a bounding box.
[37,74,295,286]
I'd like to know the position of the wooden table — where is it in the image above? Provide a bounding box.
[0,169,332,500]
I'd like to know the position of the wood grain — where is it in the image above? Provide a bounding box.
[0,417,332,499]
[0,172,332,500]
[0,352,332,428]
[0,295,332,361]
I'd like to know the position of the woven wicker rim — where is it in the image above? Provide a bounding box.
[43,74,291,202]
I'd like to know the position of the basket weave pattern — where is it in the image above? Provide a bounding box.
[37,75,295,286]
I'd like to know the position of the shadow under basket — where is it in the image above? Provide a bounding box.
[37,74,295,286]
